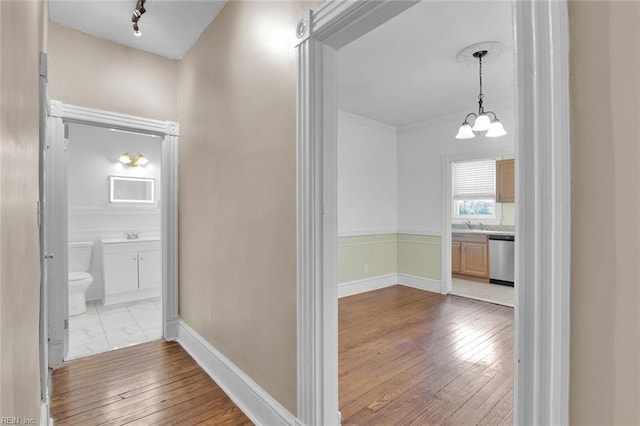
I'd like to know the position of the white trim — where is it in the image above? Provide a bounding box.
[297,0,571,425]
[397,229,441,237]
[337,273,398,298]
[338,110,397,134]
[45,102,179,367]
[40,399,50,426]
[513,1,571,423]
[397,274,441,294]
[337,229,397,237]
[177,320,299,426]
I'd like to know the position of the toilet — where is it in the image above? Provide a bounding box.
[68,241,94,316]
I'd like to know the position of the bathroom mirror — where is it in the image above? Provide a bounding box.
[109,176,155,204]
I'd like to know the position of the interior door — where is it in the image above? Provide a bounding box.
[45,113,69,366]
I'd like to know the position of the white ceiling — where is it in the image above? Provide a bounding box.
[49,0,227,59]
[337,1,514,127]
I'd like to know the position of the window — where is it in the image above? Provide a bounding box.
[452,159,497,220]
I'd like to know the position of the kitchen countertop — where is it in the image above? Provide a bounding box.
[452,227,515,237]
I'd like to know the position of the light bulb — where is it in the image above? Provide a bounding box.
[455,122,475,139]
[119,153,132,165]
[134,154,149,166]
[471,114,491,132]
[486,119,507,137]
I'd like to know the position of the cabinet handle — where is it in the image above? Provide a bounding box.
[133,258,137,261]
[140,257,144,260]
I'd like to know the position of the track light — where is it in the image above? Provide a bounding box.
[131,0,146,37]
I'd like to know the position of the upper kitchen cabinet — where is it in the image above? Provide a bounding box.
[496,159,515,203]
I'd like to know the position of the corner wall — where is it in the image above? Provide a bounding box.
[569,1,640,423]
[176,1,310,414]
[0,0,46,420]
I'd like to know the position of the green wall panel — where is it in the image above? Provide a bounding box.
[337,233,442,283]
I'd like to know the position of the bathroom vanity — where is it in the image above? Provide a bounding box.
[102,237,161,305]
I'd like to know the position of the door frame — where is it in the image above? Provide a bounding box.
[45,101,180,366]
[440,148,515,295]
[295,1,571,425]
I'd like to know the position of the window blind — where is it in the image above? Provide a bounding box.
[452,159,496,200]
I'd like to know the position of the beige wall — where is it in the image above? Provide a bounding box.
[569,1,640,424]
[0,0,46,420]
[48,23,177,121]
[177,1,309,414]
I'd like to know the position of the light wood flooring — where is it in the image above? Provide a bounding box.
[50,340,251,425]
[339,285,514,425]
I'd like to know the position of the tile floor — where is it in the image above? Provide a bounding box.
[67,297,162,360]
[450,277,514,307]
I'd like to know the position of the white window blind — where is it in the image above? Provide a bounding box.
[453,159,496,200]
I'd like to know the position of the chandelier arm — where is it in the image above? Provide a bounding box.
[484,111,499,120]
[464,112,478,123]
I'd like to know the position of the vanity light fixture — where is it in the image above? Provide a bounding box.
[455,43,507,140]
[131,0,146,37]
[119,153,149,167]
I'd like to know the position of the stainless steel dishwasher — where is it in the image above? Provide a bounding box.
[488,234,515,286]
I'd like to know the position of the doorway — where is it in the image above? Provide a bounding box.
[44,101,180,366]
[295,0,571,424]
[333,1,515,422]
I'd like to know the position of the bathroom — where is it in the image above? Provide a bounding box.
[67,122,163,359]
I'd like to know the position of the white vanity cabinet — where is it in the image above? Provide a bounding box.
[102,239,161,305]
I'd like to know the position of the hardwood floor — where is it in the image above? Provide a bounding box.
[339,285,514,425]
[50,340,252,425]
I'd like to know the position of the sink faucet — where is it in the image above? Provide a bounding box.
[478,222,484,230]
[464,220,473,229]
[124,232,140,240]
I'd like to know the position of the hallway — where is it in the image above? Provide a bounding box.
[50,340,251,425]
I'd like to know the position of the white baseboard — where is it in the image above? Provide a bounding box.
[40,398,50,426]
[397,273,442,294]
[338,273,398,298]
[177,320,299,426]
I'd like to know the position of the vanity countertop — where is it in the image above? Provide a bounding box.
[101,236,161,244]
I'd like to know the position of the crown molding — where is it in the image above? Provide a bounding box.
[338,110,398,135]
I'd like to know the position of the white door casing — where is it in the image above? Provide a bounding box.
[295,1,571,425]
[46,101,180,366]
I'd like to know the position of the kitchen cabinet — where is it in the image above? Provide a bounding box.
[452,241,461,273]
[102,239,161,305]
[452,233,489,280]
[496,159,515,203]
[460,241,489,277]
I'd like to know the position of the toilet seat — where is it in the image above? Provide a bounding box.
[69,272,92,282]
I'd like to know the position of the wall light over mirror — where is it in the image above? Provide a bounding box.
[109,176,155,204]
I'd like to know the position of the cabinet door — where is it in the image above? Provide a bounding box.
[138,249,162,290]
[496,159,515,202]
[461,242,489,278]
[452,241,461,273]
[104,252,139,295]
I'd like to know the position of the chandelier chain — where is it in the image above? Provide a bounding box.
[478,53,484,112]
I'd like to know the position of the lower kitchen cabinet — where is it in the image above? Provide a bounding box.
[452,233,489,280]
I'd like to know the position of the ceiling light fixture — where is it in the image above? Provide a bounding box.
[455,44,507,140]
[131,0,146,37]
[119,153,149,167]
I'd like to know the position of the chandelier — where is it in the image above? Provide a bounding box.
[455,49,507,139]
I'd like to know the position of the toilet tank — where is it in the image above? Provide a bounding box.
[68,241,94,273]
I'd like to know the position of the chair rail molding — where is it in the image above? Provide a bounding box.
[296,0,570,425]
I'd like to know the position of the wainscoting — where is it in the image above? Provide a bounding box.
[338,233,442,297]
